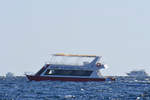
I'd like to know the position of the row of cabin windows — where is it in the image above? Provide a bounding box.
[45,69,93,76]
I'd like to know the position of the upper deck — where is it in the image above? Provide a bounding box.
[47,53,101,66]
[53,53,97,57]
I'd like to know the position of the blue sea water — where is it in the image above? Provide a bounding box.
[0,76,150,100]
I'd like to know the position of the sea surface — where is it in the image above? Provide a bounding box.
[0,76,150,100]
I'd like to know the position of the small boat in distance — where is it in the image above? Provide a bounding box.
[126,69,149,78]
[5,72,14,78]
[26,53,115,82]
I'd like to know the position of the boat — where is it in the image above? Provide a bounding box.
[126,69,149,78]
[5,72,14,78]
[26,53,115,82]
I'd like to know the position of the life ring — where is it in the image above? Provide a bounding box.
[96,63,101,67]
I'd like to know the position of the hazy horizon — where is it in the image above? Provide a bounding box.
[0,0,150,76]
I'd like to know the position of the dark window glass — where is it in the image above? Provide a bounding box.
[45,69,92,76]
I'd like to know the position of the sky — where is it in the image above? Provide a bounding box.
[0,0,150,76]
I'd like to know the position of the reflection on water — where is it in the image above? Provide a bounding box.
[0,76,150,100]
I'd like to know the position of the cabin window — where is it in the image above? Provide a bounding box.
[45,69,92,76]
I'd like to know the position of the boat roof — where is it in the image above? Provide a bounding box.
[53,53,97,57]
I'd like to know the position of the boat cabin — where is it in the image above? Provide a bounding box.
[35,54,106,78]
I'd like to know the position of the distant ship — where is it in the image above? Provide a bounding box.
[5,72,14,78]
[26,53,115,82]
[126,70,149,78]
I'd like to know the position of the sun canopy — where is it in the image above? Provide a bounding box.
[53,53,97,57]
